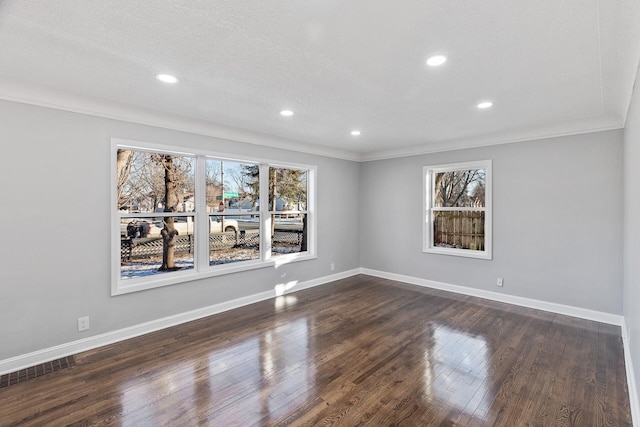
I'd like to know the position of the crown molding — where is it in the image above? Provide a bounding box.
[0,77,626,164]
[0,77,363,162]
[360,119,624,162]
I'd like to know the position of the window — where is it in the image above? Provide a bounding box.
[423,160,492,259]
[205,159,261,266]
[116,150,196,280]
[112,139,316,295]
[269,167,309,257]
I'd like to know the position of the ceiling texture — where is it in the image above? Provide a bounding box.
[1,0,639,161]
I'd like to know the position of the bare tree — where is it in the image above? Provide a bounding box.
[158,154,180,271]
[226,165,248,198]
[118,151,162,212]
[206,161,221,185]
[434,169,485,207]
[206,183,223,209]
[118,150,195,213]
[205,161,223,209]
[471,182,486,207]
[116,149,134,209]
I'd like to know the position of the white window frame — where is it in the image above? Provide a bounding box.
[423,159,492,260]
[111,138,317,296]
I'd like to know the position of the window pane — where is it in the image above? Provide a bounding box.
[117,149,195,213]
[117,147,196,281]
[210,214,260,265]
[269,167,307,211]
[206,159,258,212]
[434,169,485,208]
[271,214,307,256]
[433,210,485,250]
[120,214,195,279]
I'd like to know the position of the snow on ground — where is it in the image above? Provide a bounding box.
[120,246,302,279]
[120,257,194,279]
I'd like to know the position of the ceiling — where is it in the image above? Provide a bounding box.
[1,0,639,161]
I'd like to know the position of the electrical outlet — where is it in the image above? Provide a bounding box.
[330,263,335,271]
[77,316,90,332]
[497,277,504,287]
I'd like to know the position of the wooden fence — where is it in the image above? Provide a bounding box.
[433,211,485,251]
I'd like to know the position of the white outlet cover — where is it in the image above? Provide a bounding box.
[78,316,90,331]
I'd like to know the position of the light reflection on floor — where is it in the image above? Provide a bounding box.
[195,317,313,423]
[423,323,493,419]
[120,361,196,425]
[118,311,313,424]
[275,295,298,312]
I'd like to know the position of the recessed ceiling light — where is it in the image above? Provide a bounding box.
[426,55,447,66]
[156,74,179,84]
[477,101,493,109]
[351,130,361,136]
[280,110,294,117]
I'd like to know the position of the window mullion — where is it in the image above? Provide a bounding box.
[259,164,271,261]
[195,156,208,270]
[307,165,316,256]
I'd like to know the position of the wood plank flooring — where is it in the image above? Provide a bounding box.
[0,275,632,426]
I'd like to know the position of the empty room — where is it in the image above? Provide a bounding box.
[2,1,640,426]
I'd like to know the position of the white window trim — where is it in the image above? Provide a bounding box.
[423,159,492,260]
[111,138,317,296]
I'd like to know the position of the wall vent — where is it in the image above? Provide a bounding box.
[0,356,76,388]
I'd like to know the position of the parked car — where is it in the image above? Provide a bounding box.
[148,216,239,237]
[121,216,237,238]
[120,219,162,238]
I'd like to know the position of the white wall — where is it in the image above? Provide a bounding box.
[624,63,640,401]
[0,99,361,360]
[360,130,624,314]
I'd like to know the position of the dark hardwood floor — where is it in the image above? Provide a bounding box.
[0,275,632,426]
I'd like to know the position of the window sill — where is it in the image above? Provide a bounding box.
[112,253,317,296]
[423,247,492,260]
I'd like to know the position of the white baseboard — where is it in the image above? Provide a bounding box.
[622,319,640,427]
[0,269,360,375]
[359,268,624,326]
